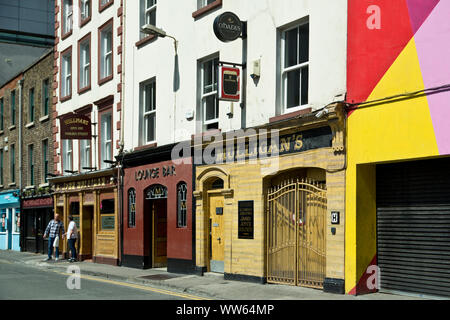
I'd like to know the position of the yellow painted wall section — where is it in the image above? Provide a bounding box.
[345,38,440,293]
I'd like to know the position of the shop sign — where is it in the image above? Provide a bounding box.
[213,12,243,42]
[60,113,92,140]
[135,165,176,181]
[54,177,114,192]
[238,201,254,239]
[204,126,332,165]
[219,66,240,102]
[101,215,115,230]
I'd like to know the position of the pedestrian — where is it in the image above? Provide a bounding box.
[67,215,78,262]
[43,213,65,262]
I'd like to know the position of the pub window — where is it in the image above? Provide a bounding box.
[70,202,80,215]
[100,198,115,214]
[139,78,156,145]
[13,209,20,234]
[62,139,73,174]
[211,178,224,189]
[197,0,216,9]
[177,182,187,228]
[0,209,6,233]
[128,188,136,228]
[280,21,309,112]
[100,198,115,231]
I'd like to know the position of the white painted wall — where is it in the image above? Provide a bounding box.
[122,0,347,151]
[55,1,121,173]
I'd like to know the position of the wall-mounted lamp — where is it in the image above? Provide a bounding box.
[141,24,178,54]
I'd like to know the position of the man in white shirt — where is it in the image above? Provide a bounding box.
[67,215,78,262]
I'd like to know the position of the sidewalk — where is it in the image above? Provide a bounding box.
[0,250,426,300]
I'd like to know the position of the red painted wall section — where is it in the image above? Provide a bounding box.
[347,0,413,106]
[123,158,192,261]
[348,255,378,295]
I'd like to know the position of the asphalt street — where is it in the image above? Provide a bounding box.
[0,259,198,300]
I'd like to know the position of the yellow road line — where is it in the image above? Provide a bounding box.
[57,271,211,300]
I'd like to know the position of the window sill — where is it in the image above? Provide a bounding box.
[134,142,157,152]
[80,17,91,28]
[39,183,50,188]
[99,0,114,13]
[25,185,35,190]
[8,183,16,187]
[192,0,222,19]
[135,34,157,48]
[8,125,16,131]
[98,75,113,86]
[25,122,35,129]
[0,130,3,135]
[78,85,91,95]
[0,185,3,189]
[39,115,50,123]
[61,30,73,41]
[60,94,72,103]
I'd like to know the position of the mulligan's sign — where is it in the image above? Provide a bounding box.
[199,126,332,165]
[60,113,92,140]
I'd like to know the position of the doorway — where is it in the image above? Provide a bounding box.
[81,205,94,259]
[152,199,167,267]
[208,194,225,273]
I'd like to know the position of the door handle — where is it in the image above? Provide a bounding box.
[217,237,221,243]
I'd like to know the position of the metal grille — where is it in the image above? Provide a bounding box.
[377,158,450,298]
[267,178,327,288]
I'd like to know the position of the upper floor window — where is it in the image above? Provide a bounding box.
[62,139,73,174]
[197,0,216,9]
[80,0,91,25]
[177,182,187,228]
[0,98,3,130]
[128,188,136,228]
[61,48,72,100]
[42,139,49,183]
[78,34,91,92]
[100,110,112,169]
[42,79,50,116]
[99,20,113,84]
[140,79,156,145]
[10,90,16,126]
[99,0,113,12]
[281,22,309,112]
[10,144,15,183]
[29,88,35,123]
[0,149,3,185]
[140,0,157,39]
[200,56,219,130]
[80,137,91,172]
[62,0,73,37]
[28,144,34,186]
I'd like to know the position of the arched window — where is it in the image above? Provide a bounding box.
[211,178,224,189]
[128,188,136,228]
[177,182,187,228]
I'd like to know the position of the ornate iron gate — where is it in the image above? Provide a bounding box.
[267,178,327,288]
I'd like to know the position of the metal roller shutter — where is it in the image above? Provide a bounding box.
[377,157,450,298]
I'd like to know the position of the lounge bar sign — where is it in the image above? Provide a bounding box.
[60,113,91,140]
[213,12,243,42]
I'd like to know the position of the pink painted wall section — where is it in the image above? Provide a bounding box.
[413,0,450,155]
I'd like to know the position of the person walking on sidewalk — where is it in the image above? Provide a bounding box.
[67,216,78,263]
[43,213,65,262]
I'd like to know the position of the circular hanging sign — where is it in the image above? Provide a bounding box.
[213,12,243,42]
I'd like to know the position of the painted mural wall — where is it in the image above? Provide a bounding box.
[346,0,450,294]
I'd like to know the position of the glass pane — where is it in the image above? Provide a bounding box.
[203,60,213,94]
[146,9,156,25]
[301,65,309,105]
[284,27,298,68]
[204,95,217,121]
[298,24,309,64]
[286,69,300,109]
[145,113,155,142]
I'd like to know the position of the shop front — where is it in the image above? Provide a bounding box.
[0,190,20,251]
[193,104,346,293]
[49,169,119,265]
[21,193,53,254]
[121,144,194,273]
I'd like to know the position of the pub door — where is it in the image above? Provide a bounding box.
[152,199,167,268]
[208,194,225,273]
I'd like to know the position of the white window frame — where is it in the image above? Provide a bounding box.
[81,0,90,20]
[140,79,156,145]
[100,112,112,169]
[197,0,215,9]
[145,0,157,25]
[12,208,20,235]
[100,26,113,80]
[63,0,73,34]
[200,56,219,129]
[61,52,72,98]
[79,40,90,89]
[280,22,309,113]
[62,139,73,174]
[80,139,91,172]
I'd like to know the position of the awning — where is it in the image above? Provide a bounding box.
[0,190,20,208]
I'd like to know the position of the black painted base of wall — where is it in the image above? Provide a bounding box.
[121,255,152,269]
[194,266,207,276]
[224,273,266,284]
[323,278,345,294]
[167,258,195,274]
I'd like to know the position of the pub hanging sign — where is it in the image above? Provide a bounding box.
[219,65,241,102]
[60,113,92,140]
